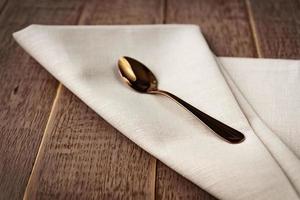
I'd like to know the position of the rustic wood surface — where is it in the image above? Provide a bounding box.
[0,0,299,199]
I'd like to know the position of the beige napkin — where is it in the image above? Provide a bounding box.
[13,25,300,200]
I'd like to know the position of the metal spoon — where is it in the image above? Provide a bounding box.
[117,56,245,144]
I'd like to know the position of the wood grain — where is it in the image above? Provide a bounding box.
[247,0,300,58]
[0,0,85,199]
[155,1,257,199]
[165,0,257,57]
[24,0,163,199]
[78,0,164,25]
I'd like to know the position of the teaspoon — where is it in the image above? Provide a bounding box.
[117,56,245,144]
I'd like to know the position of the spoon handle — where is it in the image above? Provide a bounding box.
[152,90,245,144]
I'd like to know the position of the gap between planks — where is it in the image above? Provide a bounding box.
[0,0,8,15]
[245,0,262,58]
[23,83,62,200]
[23,3,88,199]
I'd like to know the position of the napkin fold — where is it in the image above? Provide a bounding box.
[13,25,300,200]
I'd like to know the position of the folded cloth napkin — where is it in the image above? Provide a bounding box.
[13,25,300,200]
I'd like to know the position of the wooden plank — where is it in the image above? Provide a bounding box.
[24,0,164,199]
[165,0,257,57]
[78,0,164,25]
[246,0,300,58]
[0,0,85,199]
[155,0,258,199]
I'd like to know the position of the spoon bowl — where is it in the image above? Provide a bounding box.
[118,56,157,92]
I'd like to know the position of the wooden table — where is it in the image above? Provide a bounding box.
[0,0,299,199]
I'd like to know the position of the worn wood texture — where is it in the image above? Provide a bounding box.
[0,0,85,199]
[165,0,257,57]
[24,0,163,199]
[79,0,164,25]
[1,0,299,199]
[247,0,300,58]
